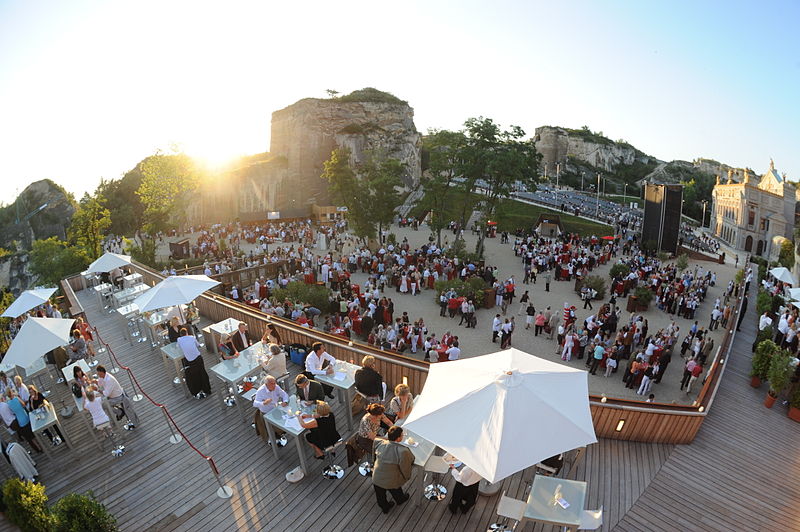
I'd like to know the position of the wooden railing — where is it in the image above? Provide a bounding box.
[66,263,743,445]
[59,278,85,321]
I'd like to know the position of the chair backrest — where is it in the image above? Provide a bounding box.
[324,438,345,454]
[578,505,603,530]
[496,493,526,522]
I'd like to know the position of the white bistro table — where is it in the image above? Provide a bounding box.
[122,272,143,288]
[30,402,73,459]
[263,395,315,476]
[208,318,242,355]
[209,347,265,421]
[61,360,119,451]
[315,360,359,431]
[116,303,141,345]
[524,475,588,529]
[160,342,190,397]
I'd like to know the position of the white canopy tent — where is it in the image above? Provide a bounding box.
[769,267,795,285]
[132,275,220,314]
[403,349,597,484]
[1,287,57,318]
[3,317,75,368]
[86,252,132,274]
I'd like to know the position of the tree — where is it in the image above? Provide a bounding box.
[325,89,339,98]
[28,237,89,286]
[779,239,795,269]
[95,165,146,236]
[457,117,540,257]
[68,193,111,261]
[136,152,199,236]
[421,129,467,246]
[321,148,405,243]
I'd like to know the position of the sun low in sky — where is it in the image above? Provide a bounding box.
[0,0,798,204]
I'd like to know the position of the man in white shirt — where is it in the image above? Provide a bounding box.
[0,398,15,429]
[448,461,482,514]
[96,365,138,428]
[253,374,289,447]
[304,342,336,398]
[491,315,502,343]
[759,312,773,331]
[446,342,461,361]
[177,329,211,398]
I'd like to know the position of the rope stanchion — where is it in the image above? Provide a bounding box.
[92,326,232,498]
[161,406,182,444]
[125,368,143,402]
[208,457,233,499]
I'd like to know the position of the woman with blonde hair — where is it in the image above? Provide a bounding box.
[386,383,414,422]
[298,401,340,458]
[167,316,183,343]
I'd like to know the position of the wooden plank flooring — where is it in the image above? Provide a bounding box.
[0,289,676,532]
[613,281,800,532]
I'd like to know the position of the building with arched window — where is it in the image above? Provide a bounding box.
[710,160,795,259]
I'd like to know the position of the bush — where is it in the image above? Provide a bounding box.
[756,290,773,316]
[434,277,486,307]
[634,286,653,306]
[751,339,778,380]
[734,269,745,285]
[790,384,800,409]
[2,478,54,532]
[272,281,331,312]
[767,349,793,397]
[581,276,607,299]
[52,492,117,532]
[779,240,795,269]
[752,325,774,353]
[608,263,630,280]
[675,253,689,271]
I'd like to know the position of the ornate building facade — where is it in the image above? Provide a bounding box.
[710,160,795,259]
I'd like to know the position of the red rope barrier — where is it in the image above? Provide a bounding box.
[91,326,220,474]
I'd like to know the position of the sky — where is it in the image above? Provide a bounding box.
[1,0,798,205]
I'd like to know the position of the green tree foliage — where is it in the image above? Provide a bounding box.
[2,478,55,532]
[321,148,404,242]
[68,193,111,260]
[456,117,541,257]
[136,152,199,235]
[95,164,146,236]
[52,492,118,532]
[778,239,795,269]
[272,281,332,312]
[420,129,467,246]
[681,174,715,222]
[29,237,89,286]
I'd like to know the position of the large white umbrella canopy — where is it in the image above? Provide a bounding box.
[786,287,800,301]
[3,317,75,368]
[1,287,57,318]
[403,349,597,484]
[132,275,220,312]
[86,252,132,273]
[769,267,795,285]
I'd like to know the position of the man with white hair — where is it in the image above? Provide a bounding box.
[253,375,289,446]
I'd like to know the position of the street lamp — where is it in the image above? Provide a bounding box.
[623,183,628,206]
[701,200,708,230]
[764,213,773,259]
[595,173,601,217]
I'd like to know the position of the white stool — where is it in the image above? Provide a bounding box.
[423,455,449,501]
[322,439,345,480]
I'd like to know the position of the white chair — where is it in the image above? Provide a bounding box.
[487,492,526,531]
[578,506,603,530]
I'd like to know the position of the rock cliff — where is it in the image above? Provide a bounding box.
[270,88,421,210]
[0,179,75,250]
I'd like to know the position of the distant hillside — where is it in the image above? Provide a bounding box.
[0,179,76,251]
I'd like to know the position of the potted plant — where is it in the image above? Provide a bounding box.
[52,491,118,532]
[765,350,792,408]
[580,276,607,300]
[632,287,653,311]
[752,325,774,353]
[2,478,54,532]
[750,339,777,387]
[788,383,800,422]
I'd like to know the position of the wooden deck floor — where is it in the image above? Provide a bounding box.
[0,290,680,532]
[613,281,800,532]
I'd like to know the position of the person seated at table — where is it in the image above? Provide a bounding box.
[386,384,413,423]
[260,324,283,346]
[295,374,325,405]
[177,328,212,399]
[231,322,254,352]
[355,356,384,403]
[218,333,239,360]
[167,317,183,344]
[68,329,88,363]
[299,400,340,459]
[296,312,311,328]
[259,343,284,370]
[253,375,289,446]
[5,389,43,453]
[75,317,96,357]
[27,385,63,446]
[357,403,393,454]
[82,386,114,439]
[304,342,336,398]
[12,376,30,405]
[72,366,92,393]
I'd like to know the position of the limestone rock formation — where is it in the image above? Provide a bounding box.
[534,126,660,174]
[0,179,75,250]
[270,88,422,212]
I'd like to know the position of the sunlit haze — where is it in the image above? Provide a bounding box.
[1,0,798,204]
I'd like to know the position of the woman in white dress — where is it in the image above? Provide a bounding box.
[399,274,409,294]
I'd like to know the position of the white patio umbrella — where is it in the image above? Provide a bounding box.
[769,267,795,285]
[3,317,75,368]
[403,348,597,484]
[86,252,132,273]
[132,275,220,313]
[1,287,57,318]
[786,287,800,301]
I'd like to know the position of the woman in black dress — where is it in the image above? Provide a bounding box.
[167,317,183,344]
[298,401,340,458]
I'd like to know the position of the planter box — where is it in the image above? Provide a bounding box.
[484,288,495,309]
[788,406,800,422]
[750,376,762,388]
[764,393,777,408]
